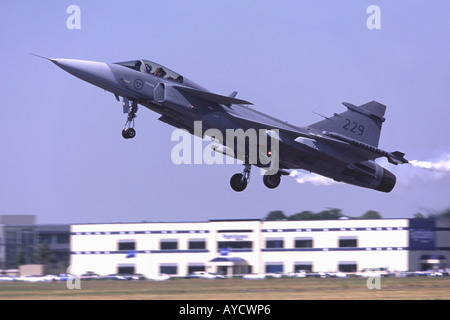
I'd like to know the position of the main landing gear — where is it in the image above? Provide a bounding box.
[122,98,138,139]
[230,164,282,192]
[263,173,281,189]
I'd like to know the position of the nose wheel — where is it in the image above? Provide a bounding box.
[230,164,251,192]
[122,128,136,139]
[122,98,138,139]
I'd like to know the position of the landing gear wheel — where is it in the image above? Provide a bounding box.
[122,98,138,140]
[263,173,281,189]
[230,173,248,192]
[122,128,136,139]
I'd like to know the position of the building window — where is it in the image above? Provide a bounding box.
[294,238,313,248]
[160,239,178,250]
[160,264,177,275]
[188,239,206,250]
[56,233,70,244]
[188,264,205,273]
[218,229,253,233]
[338,262,357,272]
[265,263,284,273]
[218,241,252,249]
[39,233,52,244]
[294,262,313,272]
[266,238,284,249]
[117,264,135,274]
[118,240,136,251]
[338,237,358,248]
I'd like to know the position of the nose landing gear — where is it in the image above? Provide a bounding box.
[230,164,251,192]
[122,98,138,139]
[122,127,136,139]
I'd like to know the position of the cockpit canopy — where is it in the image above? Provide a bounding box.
[114,59,184,84]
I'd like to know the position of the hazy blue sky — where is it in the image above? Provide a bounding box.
[1,1,449,224]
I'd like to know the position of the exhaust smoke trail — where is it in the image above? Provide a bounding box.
[408,157,450,173]
[392,154,450,187]
[289,170,336,186]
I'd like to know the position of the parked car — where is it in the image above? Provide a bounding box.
[185,271,218,279]
[0,275,15,282]
[356,267,390,278]
[327,272,347,278]
[147,274,170,281]
[242,273,266,280]
[415,270,449,277]
[287,270,310,278]
[58,273,76,281]
[128,274,146,280]
[395,271,416,277]
[104,273,143,280]
[303,272,322,278]
[105,273,128,280]
[17,275,46,282]
[294,271,308,278]
[80,273,102,280]
[265,272,284,279]
[41,274,60,282]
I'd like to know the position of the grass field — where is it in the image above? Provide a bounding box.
[1,277,450,300]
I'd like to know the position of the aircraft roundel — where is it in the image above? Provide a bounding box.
[134,79,144,90]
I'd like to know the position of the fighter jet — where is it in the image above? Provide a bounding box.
[34,55,408,192]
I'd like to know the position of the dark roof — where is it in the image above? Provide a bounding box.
[210,257,247,263]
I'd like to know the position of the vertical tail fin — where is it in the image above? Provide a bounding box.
[309,101,386,147]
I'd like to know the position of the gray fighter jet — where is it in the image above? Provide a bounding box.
[35,55,408,192]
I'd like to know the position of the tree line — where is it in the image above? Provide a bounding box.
[264,207,450,221]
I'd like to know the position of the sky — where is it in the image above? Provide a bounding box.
[0,1,449,224]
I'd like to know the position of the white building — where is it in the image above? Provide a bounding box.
[70,218,449,277]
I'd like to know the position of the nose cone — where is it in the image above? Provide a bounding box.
[51,58,117,91]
